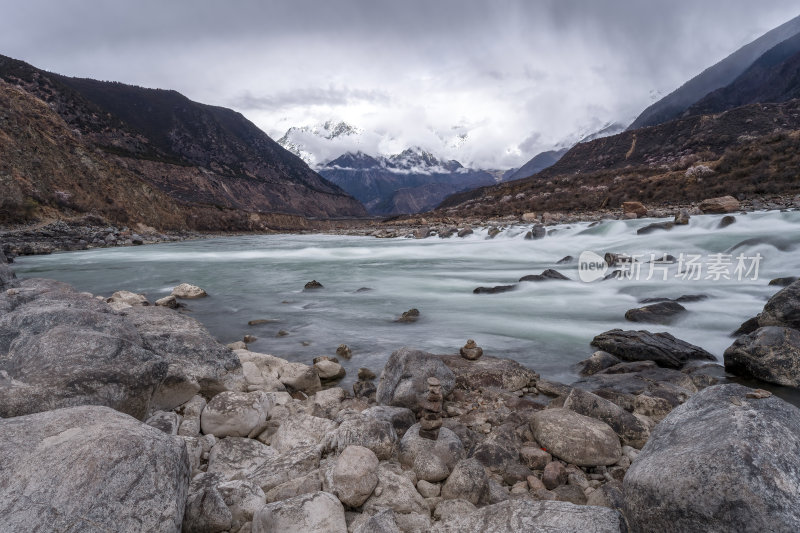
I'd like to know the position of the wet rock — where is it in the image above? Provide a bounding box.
[769,276,799,287]
[524,224,547,240]
[243,334,257,344]
[519,269,570,282]
[473,284,516,294]
[732,316,760,337]
[758,279,800,330]
[556,255,574,264]
[314,357,346,381]
[171,283,207,298]
[376,348,455,413]
[591,329,715,369]
[304,280,324,290]
[624,301,687,325]
[457,227,474,238]
[724,326,800,387]
[624,384,800,533]
[252,491,346,533]
[718,215,736,228]
[430,499,625,533]
[330,445,379,507]
[674,209,690,225]
[358,367,377,381]
[336,344,353,359]
[531,408,621,466]
[155,295,179,308]
[353,380,377,399]
[487,226,501,238]
[0,405,189,533]
[637,221,674,235]
[460,339,483,360]
[397,308,420,323]
[699,195,740,214]
[200,391,273,438]
[574,351,622,377]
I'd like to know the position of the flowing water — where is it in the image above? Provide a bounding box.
[10,210,800,388]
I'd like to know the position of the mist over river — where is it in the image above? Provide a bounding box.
[12,210,800,388]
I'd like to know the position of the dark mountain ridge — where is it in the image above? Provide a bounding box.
[0,54,366,226]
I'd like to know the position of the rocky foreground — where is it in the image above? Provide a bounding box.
[1,257,800,532]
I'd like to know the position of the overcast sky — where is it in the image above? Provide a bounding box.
[1,1,799,168]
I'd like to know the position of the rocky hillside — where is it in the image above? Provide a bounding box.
[0,54,366,228]
[437,99,800,216]
[320,148,496,215]
[629,13,800,129]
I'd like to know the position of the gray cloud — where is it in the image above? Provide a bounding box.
[1,0,798,168]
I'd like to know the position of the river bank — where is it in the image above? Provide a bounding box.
[2,260,800,531]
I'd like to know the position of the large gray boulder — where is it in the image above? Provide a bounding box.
[437,353,538,391]
[724,326,800,387]
[563,387,650,448]
[330,445,379,507]
[0,279,242,419]
[252,491,347,533]
[530,408,621,466]
[431,499,625,532]
[759,279,800,329]
[376,347,455,412]
[591,329,715,368]
[624,383,800,533]
[0,405,190,532]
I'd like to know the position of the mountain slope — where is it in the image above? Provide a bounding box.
[504,149,567,182]
[438,99,800,216]
[687,32,800,116]
[629,14,800,129]
[0,54,366,222]
[319,148,496,215]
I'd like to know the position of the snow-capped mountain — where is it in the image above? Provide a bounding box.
[319,147,496,215]
[277,120,364,167]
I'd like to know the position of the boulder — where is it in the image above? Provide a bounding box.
[562,387,650,448]
[207,437,276,480]
[699,195,739,214]
[519,446,552,470]
[624,301,687,325]
[530,408,621,466]
[155,295,179,308]
[542,460,568,490]
[272,413,336,453]
[397,308,420,323]
[622,201,647,217]
[362,405,417,437]
[304,280,324,290]
[107,290,149,307]
[183,472,233,533]
[327,413,397,460]
[574,351,621,377]
[438,353,537,391]
[590,329,715,368]
[624,384,800,533]
[758,279,800,330]
[252,491,346,533]
[473,284,516,294]
[399,424,465,482]
[769,276,799,287]
[330,445,379,507]
[171,283,207,298]
[441,458,489,505]
[200,391,273,438]
[674,209,690,225]
[0,405,189,532]
[718,215,736,228]
[431,499,625,533]
[362,464,429,527]
[636,221,674,235]
[376,348,455,413]
[247,445,322,493]
[519,269,570,282]
[314,358,346,381]
[724,326,800,387]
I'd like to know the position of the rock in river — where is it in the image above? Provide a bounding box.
[171,283,207,298]
[724,326,800,387]
[473,284,516,294]
[758,279,800,330]
[624,384,800,533]
[591,329,715,369]
[624,301,687,325]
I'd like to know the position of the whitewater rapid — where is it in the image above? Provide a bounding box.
[12,209,800,386]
